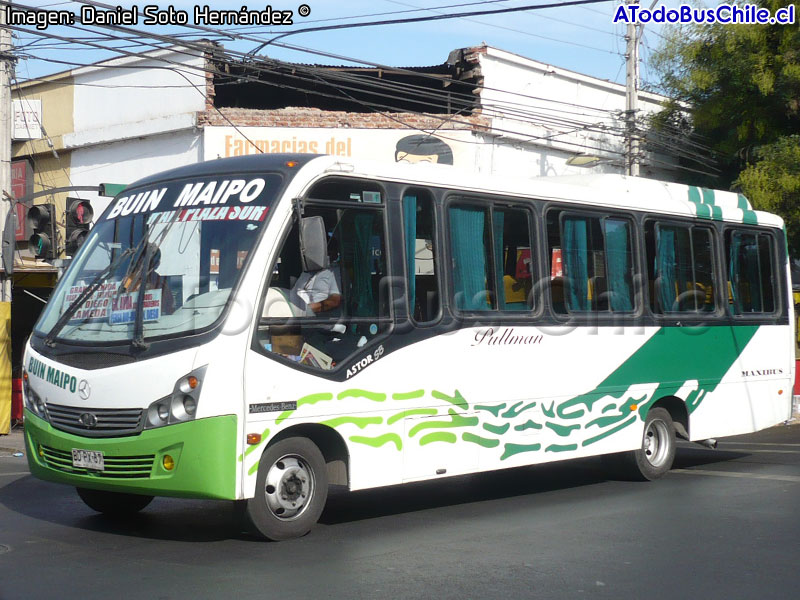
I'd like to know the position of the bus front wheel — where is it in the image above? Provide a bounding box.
[246,437,328,541]
[76,487,153,515]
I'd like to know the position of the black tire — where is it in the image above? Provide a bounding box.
[613,407,676,481]
[76,487,153,515]
[245,437,328,541]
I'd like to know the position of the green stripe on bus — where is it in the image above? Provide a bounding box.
[420,431,457,446]
[321,416,383,429]
[688,187,712,220]
[350,433,402,451]
[475,403,506,416]
[502,401,537,418]
[483,422,510,435]
[557,326,759,422]
[514,420,543,431]
[546,443,578,453]
[738,193,758,224]
[338,389,386,402]
[392,390,425,400]
[463,432,500,448]
[408,410,479,437]
[546,422,581,437]
[431,389,469,410]
[501,442,542,460]
[387,408,438,425]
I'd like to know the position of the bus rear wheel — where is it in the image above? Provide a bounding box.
[76,487,153,515]
[602,408,676,481]
[246,437,328,541]
[626,407,676,481]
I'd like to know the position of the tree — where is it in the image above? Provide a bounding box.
[735,135,800,252]
[651,1,800,252]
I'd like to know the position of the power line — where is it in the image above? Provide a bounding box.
[377,0,620,55]
[384,0,619,37]
[247,0,616,53]
[10,0,629,121]
[7,2,688,167]
[15,0,630,121]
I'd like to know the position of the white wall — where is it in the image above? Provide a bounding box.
[72,48,207,133]
[477,47,674,179]
[69,130,202,218]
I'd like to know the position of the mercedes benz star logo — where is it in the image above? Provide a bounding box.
[78,379,91,400]
[78,412,98,428]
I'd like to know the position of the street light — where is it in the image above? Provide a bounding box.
[565,154,620,169]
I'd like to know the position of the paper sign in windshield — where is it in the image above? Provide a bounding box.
[64,282,117,322]
[109,289,162,325]
[63,282,162,324]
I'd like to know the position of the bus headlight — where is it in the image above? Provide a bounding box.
[23,373,47,420]
[144,366,207,430]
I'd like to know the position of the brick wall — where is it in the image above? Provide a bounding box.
[199,107,489,132]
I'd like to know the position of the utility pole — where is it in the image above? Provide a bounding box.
[625,0,640,177]
[0,2,11,301]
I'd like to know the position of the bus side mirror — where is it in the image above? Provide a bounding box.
[300,216,328,272]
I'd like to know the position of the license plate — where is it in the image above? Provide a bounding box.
[72,449,104,471]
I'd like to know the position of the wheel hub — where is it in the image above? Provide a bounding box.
[264,455,314,521]
[643,419,669,467]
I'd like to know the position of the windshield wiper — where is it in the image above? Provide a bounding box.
[131,240,153,351]
[44,246,136,347]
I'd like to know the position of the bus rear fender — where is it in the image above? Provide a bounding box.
[267,423,350,486]
[649,396,690,440]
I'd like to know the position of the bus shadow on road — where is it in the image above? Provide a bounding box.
[0,474,248,543]
[319,446,747,527]
[0,445,747,542]
[672,444,749,469]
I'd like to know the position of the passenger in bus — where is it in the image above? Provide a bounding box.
[288,238,342,317]
[289,270,341,315]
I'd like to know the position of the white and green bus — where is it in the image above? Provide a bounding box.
[23,154,794,540]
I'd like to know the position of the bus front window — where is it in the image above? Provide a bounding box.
[34,174,284,346]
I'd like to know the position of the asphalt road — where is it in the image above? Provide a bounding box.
[1,423,799,600]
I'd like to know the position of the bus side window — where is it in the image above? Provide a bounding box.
[494,207,534,311]
[403,190,440,323]
[256,186,390,371]
[726,230,776,314]
[448,203,496,311]
[647,222,717,314]
[547,210,634,313]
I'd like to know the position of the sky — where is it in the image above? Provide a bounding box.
[9,0,675,89]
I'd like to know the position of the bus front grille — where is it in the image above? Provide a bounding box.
[45,403,144,438]
[40,445,155,479]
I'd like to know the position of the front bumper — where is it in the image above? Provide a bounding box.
[24,410,238,500]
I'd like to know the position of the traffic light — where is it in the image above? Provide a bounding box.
[27,204,55,260]
[66,198,94,256]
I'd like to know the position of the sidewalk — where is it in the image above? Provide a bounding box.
[0,423,26,456]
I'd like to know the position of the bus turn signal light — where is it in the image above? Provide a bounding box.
[247,433,262,445]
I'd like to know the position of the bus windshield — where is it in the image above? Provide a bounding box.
[34,173,284,346]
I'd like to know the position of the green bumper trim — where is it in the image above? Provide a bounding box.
[24,411,238,500]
